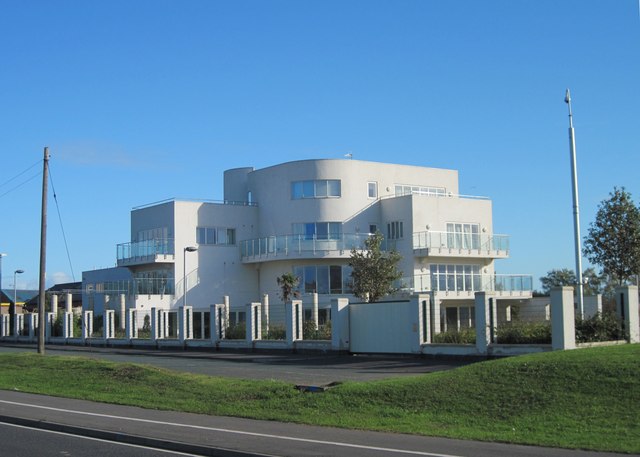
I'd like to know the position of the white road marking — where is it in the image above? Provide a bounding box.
[0,421,200,456]
[0,399,463,457]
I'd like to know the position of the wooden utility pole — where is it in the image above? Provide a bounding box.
[37,147,49,354]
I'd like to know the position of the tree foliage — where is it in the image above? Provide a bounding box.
[349,232,403,303]
[276,272,300,303]
[539,267,604,296]
[583,187,640,285]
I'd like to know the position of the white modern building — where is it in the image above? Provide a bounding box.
[82,159,532,332]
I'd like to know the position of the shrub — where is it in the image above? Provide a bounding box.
[575,312,627,343]
[263,324,286,340]
[433,328,476,344]
[303,320,332,340]
[52,312,82,337]
[496,321,551,344]
[225,323,246,340]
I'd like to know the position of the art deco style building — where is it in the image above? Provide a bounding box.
[82,159,532,330]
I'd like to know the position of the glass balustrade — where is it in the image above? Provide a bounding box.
[402,273,532,294]
[117,239,175,262]
[412,231,509,252]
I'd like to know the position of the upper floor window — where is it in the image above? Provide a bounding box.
[196,226,236,246]
[291,179,341,199]
[387,221,403,240]
[292,222,342,240]
[137,227,169,241]
[446,223,480,249]
[394,184,446,197]
[367,181,378,199]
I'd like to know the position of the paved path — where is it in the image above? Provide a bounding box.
[0,390,629,457]
[0,343,471,384]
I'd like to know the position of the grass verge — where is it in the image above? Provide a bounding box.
[0,344,638,453]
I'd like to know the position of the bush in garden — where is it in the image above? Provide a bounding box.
[575,312,627,343]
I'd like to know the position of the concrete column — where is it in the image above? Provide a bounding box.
[583,294,602,318]
[312,292,319,330]
[262,293,270,335]
[431,295,442,335]
[286,300,303,344]
[551,286,576,350]
[0,314,8,336]
[475,292,496,354]
[104,310,115,339]
[126,309,137,339]
[615,285,639,343]
[51,294,58,316]
[179,306,193,342]
[223,295,230,327]
[410,294,429,352]
[63,312,73,338]
[27,313,37,339]
[66,293,73,314]
[211,303,226,342]
[14,314,24,338]
[119,294,126,330]
[331,298,350,351]
[46,312,55,341]
[83,310,93,339]
[246,302,262,343]
[150,307,158,341]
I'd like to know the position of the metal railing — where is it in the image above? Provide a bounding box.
[413,231,509,253]
[240,233,396,259]
[117,239,175,262]
[90,278,175,296]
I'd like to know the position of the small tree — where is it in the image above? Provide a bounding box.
[277,272,300,303]
[583,187,640,285]
[349,232,403,303]
[539,267,603,296]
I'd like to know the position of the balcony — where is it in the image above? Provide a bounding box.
[403,273,532,298]
[96,278,175,296]
[240,233,396,263]
[413,231,509,259]
[117,239,175,267]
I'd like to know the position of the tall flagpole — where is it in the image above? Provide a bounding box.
[564,89,584,318]
[37,147,49,354]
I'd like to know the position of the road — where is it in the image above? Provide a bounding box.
[0,390,630,457]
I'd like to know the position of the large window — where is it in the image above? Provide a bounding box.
[196,227,236,246]
[430,264,482,292]
[446,223,480,249]
[394,184,445,197]
[137,227,169,241]
[292,180,341,199]
[293,265,353,294]
[292,222,342,240]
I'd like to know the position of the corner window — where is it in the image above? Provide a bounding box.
[387,221,403,240]
[196,227,236,246]
[367,182,378,199]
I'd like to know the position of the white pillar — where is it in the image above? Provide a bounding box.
[475,292,496,354]
[551,286,576,350]
[262,293,270,335]
[51,294,58,316]
[246,302,262,343]
[63,312,73,338]
[119,294,126,330]
[126,309,137,339]
[431,294,442,335]
[65,293,73,314]
[331,298,350,351]
[46,312,55,341]
[83,310,93,339]
[14,314,24,338]
[27,313,37,339]
[312,292,319,330]
[286,300,303,344]
[150,307,158,341]
[223,295,230,327]
[410,294,429,352]
[179,306,193,342]
[211,303,226,342]
[583,294,602,319]
[104,310,115,339]
[615,285,639,343]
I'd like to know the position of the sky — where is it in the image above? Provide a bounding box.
[1,0,639,292]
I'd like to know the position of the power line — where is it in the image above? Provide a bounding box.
[0,170,42,199]
[0,159,41,189]
[49,164,76,282]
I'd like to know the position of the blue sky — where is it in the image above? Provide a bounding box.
[1,0,639,291]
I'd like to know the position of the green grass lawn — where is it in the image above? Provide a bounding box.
[0,344,638,453]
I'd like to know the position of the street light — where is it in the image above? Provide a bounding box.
[12,269,24,336]
[183,246,198,308]
[0,253,6,297]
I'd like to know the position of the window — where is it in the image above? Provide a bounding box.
[293,264,353,295]
[430,264,482,292]
[196,227,236,246]
[367,182,378,199]
[394,184,446,197]
[292,222,342,240]
[291,180,341,199]
[387,221,403,240]
[446,223,480,249]
[369,224,378,234]
[137,227,169,241]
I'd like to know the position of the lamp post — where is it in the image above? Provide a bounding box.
[0,253,6,297]
[12,269,24,335]
[183,246,198,308]
[565,89,584,318]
